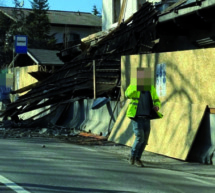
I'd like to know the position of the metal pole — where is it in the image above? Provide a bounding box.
[13,36,15,72]
[93,60,96,99]
[12,36,15,102]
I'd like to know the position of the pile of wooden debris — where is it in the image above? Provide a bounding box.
[0,2,159,128]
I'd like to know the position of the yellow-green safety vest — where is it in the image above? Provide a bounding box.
[125,84,163,119]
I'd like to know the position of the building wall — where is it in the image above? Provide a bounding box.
[12,65,52,121]
[102,0,161,31]
[109,48,215,160]
[14,65,39,97]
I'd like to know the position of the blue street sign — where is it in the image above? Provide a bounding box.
[15,35,28,54]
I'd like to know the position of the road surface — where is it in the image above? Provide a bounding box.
[0,137,214,193]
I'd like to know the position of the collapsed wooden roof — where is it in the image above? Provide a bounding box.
[1,2,159,127]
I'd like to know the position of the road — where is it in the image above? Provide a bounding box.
[0,137,214,193]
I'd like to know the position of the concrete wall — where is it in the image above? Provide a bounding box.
[80,99,121,136]
[55,98,122,136]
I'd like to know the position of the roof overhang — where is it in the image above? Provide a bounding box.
[0,9,16,22]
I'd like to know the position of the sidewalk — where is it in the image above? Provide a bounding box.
[90,144,215,178]
[57,132,215,178]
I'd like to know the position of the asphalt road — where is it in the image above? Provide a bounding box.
[0,137,215,193]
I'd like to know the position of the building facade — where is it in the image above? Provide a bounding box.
[102,0,162,30]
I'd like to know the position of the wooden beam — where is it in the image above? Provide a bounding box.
[95,14,133,47]
[93,60,96,99]
[11,81,40,94]
[209,108,215,114]
[81,31,108,43]
[118,0,128,26]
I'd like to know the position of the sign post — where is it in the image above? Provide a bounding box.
[12,35,28,101]
[15,35,28,54]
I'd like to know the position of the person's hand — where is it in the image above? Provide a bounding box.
[153,106,159,112]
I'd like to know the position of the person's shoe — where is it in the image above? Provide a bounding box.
[128,156,135,165]
[135,159,144,167]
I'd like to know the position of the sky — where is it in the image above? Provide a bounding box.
[0,0,102,13]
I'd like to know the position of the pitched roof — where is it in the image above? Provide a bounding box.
[27,49,64,66]
[0,6,101,27]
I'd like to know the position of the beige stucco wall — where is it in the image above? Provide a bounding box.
[12,65,52,121]
[14,65,39,96]
[109,48,215,160]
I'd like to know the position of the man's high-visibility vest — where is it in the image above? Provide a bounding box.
[125,84,163,119]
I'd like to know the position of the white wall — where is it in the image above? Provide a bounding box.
[102,0,114,31]
[102,0,161,31]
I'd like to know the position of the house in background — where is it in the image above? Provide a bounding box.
[0,6,101,101]
[8,48,64,100]
[0,7,102,49]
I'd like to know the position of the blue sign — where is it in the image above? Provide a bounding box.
[15,35,28,54]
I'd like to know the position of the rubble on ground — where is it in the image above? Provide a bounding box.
[0,121,115,146]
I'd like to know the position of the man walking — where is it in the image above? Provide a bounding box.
[125,67,163,167]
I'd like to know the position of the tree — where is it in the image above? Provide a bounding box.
[31,0,49,12]
[10,0,26,36]
[92,5,100,16]
[25,0,56,49]
[0,12,13,68]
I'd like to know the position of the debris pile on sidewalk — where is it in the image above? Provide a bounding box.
[0,121,116,145]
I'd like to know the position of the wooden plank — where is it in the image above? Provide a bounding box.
[81,31,108,43]
[11,81,41,94]
[95,14,134,46]
[93,60,96,99]
[118,0,128,25]
[209,108,215,114]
